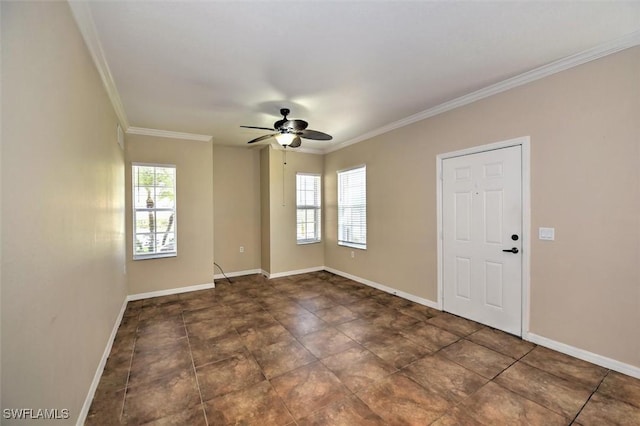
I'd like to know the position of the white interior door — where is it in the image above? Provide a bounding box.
[442,145,522,335]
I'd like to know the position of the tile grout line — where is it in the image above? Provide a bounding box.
[413,334,519,418]
[514,346,611,413]
[441,341,535,422]
[381,305,606,424]
[290,282,427,423]
[569,368,610,424]
[194,281,299,423]
[318,295,463,424]
[260,278,363,423]
[181,310,210,426]
[199,279,480,422]
[264,306,321,424]
[231,280,302,425]
[465,345,601,423]
[118,304,140,424]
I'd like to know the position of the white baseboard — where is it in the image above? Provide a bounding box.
[76,297,128,426]
[324,267,440,310]
[213,268,262,280]
[266,266,325,279]
[525,332,640,379]
[127,282,215,301]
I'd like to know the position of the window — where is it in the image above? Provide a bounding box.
[296,173,321,244]
[338,165,366,249]
[132,164,177,259]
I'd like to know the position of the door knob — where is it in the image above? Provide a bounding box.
[502,247,519,254]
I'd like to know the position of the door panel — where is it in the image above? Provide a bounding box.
[455,192,471,241]
[484,261,503,308]
[443,145,522,335]
[484,190,503,243]
[455,257,471,299]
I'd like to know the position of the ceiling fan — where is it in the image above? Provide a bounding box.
[241,108,332,148]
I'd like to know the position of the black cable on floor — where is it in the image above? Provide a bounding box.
[213,262,232,284]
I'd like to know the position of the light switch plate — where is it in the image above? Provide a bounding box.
[539,227,555,241]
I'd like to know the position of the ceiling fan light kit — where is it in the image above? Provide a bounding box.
[241,108,332,149]
[275,133,296,146]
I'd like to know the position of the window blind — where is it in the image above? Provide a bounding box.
[338,165,366,249]
[132,164,177,259]
[296,173,321,243]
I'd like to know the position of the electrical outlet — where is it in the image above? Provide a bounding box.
[239,246,245,253]
[351,251,355,258]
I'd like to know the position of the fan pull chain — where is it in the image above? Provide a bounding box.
[282,148,286,206]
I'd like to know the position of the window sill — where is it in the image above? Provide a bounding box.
[133,253,177,261]
[297,240,322,246]
[338,242,367,250]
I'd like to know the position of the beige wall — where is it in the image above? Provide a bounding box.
[1,2,127,423]
[125,135,214,294]
[325,46,640,368]
[213,146,261,274]
[260,147,271,273]
[124,141,324,281]
[325,140,431,292]
[265,147,325,274]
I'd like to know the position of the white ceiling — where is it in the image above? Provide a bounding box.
[78,1,640,152]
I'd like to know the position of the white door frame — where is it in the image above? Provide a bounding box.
[436,136,531,337]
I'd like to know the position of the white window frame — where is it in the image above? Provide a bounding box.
[296,173,322,244]
[132,163,177,260]
[337,165,367,250]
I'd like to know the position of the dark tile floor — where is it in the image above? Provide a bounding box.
[86,272,640,425]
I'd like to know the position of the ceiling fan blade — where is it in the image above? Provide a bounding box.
[288,136,302,148]
[247,133,277,144]
[273,119,286,129]
[241,125,276,131]
[300,129,332,141]
[280,119,309,131]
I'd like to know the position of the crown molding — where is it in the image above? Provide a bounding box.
[282,144,324,155]
[326,30,640,154]
[126,127,213,142]
[295,147,324,155]
[68,1,129,129]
